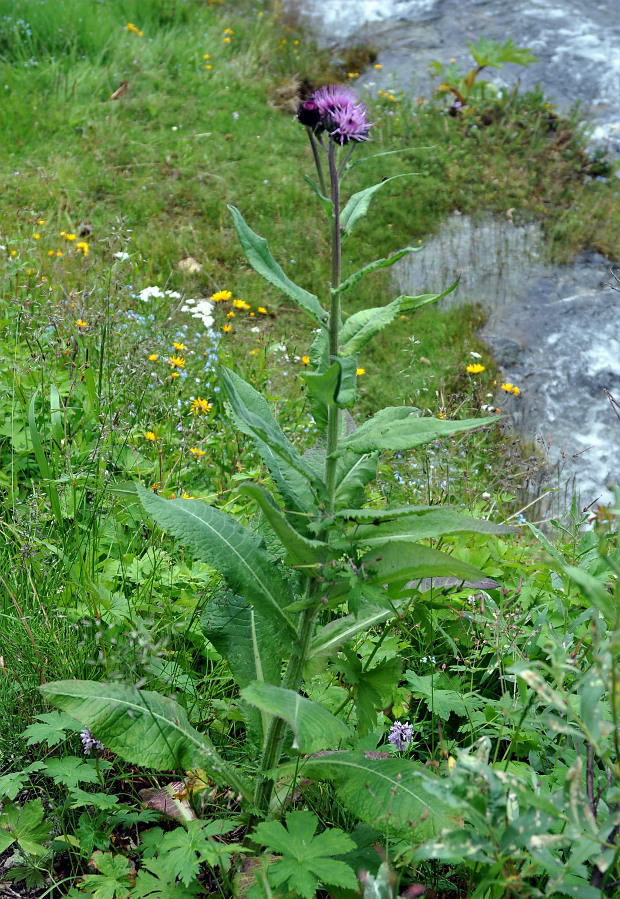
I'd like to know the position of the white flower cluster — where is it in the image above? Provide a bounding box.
[181,297,215,330]
[138,285,181,302]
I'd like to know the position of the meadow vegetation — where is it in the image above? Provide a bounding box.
[0,1,619,897]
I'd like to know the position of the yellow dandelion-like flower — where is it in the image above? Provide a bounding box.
[190,446,206,457]
[10,250,17,257]
[168,355,185,368]
[375,64,382,69]
[356,367,365,376]
[56,251,62,257]
[75,319,89,329]
[223,36,231,42]
[148,353,159,362]
[181,492,193,499]
[171,371,181,379]
[257,306,267,314]
[76,241,89,255]
[60,231,66,237]
[438,411,445,419]
[34,233,40,240]
[66,233,76,241]
[210,289,232,302]
[173,341,186,351]
[512,386,521,396]
[227,310,235,319]
[203,53,210,59]
[145,431,157,441]
[37,219,45,225]
[250,348,259,356]
[302,355,310,365]
[466,363,485,374]
[224,28,234,34]
[190,396,212,416]
[223,324,232,333]
[205,64,213,69]
[500,382,514,393]
[47,250,55,256]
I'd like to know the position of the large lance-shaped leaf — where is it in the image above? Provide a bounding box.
[335,451,379,511]
[220,366,323,505]
[335,247,420,295]
[228,205,327,326]
[201,589,288,745]
[340,174,417,241]
[361,542,487,589]
[308,601,402,659]
[335,407,498,455]
[241,682,350,754]
[238,482,329,567]
[138,487,297,639]
[40,680,253,803]
[339,282,458,358]
[275,752,447,838]
[353,508,513,546]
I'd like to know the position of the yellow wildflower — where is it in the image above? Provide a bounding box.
[145,431,157,441]
[210,290,232,302]
[56,251,62,257]
[302,356,310,365]
[356,368,365,376]
[34,233,40,240]
[223,37,230,42]
[190,397,212,416]
[171,371,181,379]
[466,363,485,374]
[227,311,235,319]
[75,319,89,329]
[37,219,45,225]
[203,53,210,59]
[223,324,232,333]
[148,353,159,362]
[375,64,382,70]
[10,250,16,257]
[512,386,521,396]
[76,241,89,255]
[48,250,55,256]
[168,355,185,368]
[66,233,76,241]
[190,446,206,457]
[500,382,514,393]
[224,28,234,34]
[173,341,186,351]
[205,64,213,70]
[258,306,267,314]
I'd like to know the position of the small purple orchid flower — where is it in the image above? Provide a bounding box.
[388,720,413,752]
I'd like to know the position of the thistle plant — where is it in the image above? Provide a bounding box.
[41,85,509,843]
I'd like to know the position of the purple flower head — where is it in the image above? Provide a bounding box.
[310,84,372,144]
[80,727,105,755]
[388,720,413,752]
[297,99,323,132]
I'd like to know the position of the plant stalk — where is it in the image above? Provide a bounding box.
[325,139,342,515]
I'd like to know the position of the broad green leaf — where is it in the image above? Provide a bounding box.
[158,821,240,887]
[340,174,417,241]
[132,857,203,898]
[335,247,420,295]
[43,756,101,789]
[0,764,45,802]
[80,850,133,899]
[309,601,401,659]
[0,799,52,856]
[220,366,323,506]
[23,710,82,747]
[353,508,513,546]
[228,205,327,325]
[302,356,358,412]
[335,652,402,735]
[561,564,616,625]
[277,752,447,838]
[339,282,458,357]
[241,682,350,754]
[252,811,358,899]
[201,588,289,744]
[303,175,332,215]
[238,482,329,566]
[335,450,379,510]
[361,542,487,589]
[138,486,297,639]
[336,407,498,455]
[405,671,485,721]
[41,680,254,804]
[469,36,537,69]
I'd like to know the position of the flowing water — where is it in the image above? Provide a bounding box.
[286,0,620,510]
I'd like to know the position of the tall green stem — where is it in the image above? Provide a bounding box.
[325,140,342,515]
[253,595,318,814]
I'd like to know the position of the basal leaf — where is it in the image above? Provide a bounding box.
[277,752,447,838]
[201,588,288,745]
[228,205,327,326]
[336,407,498,455]
[339,282,458,357]
[335,247,419,295]
[41,680,254,803]
[138,486,297,640]
[340,174,417,241]
[241,682,350,754]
